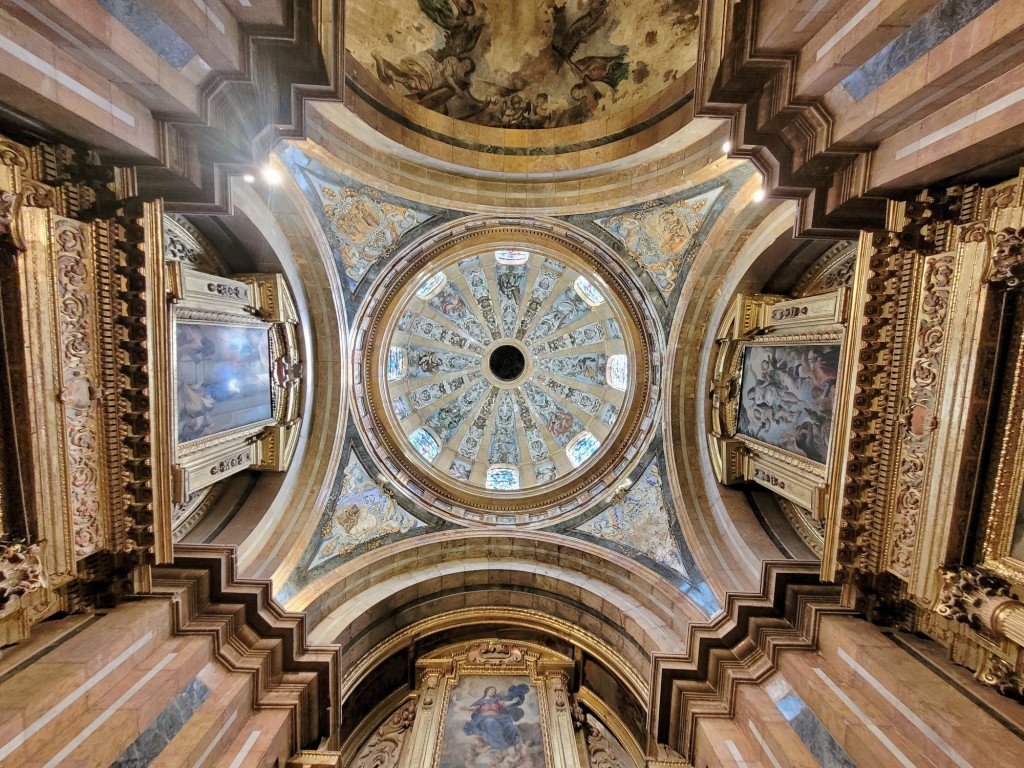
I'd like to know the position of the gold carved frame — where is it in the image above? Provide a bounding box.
[981,295,1024,587]
[402,640,581,768]
[709,289,854,523]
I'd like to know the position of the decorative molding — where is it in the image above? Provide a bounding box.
[349,699,417,768]
[0,542,46,613]
[650,560,851,760]
[694,0,885,237]
[151,544,342,752]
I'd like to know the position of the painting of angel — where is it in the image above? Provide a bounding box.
[736,344,841,464]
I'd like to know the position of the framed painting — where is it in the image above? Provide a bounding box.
[438,675,546,768]
[175,321,273,444]
[735,342,842,466]
[981,303,1024,586]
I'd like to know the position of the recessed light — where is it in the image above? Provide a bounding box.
[261,164,282,185]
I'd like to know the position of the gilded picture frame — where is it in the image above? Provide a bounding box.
[981,300,1024,587]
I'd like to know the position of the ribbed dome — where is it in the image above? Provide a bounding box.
[383,247,630,492]
[351,217,662,526]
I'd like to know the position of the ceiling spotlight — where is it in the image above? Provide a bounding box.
[242,173,256,183]
[261,164,282,185]
[722,140,732,154]
[753,188,766,202]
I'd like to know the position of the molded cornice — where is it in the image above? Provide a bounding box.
[151,544,342,751]
[649,560,852,760]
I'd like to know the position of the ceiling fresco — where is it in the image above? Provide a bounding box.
[594,186,723,296]
[383,249,632,492]
[346,0,700,129]
[575,457,718,615]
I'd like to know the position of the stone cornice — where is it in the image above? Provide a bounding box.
[649,560,851,760]
[695,0,886,238]
[151,544,341,751]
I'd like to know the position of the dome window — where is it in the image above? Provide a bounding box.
[495,249,530,265]
[415,272,447,300]
[606,354,628,391]
[386,347,406,381]
[409,428,441,463]
[574,275,605,306]
[566,431,601,468]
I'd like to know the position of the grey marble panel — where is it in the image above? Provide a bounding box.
[842,0,1000,101]
[109,678,211,768]
[97,0,196,69]
[776,691,857,768]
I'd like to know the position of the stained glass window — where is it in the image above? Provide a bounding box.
[495,249,530,265]
[485,464,520,490]
[606,354,628,391]
[574,275,605,306]
[566,431,601,468]
[409,428,440,463]
[416,272,447,299]
[387,347,406,381]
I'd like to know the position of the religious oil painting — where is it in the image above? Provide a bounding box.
[347,0,700,129]
[736,344,841,465]
[175,323,272,444]
[440,675,546,768]
[1011,493,1024,563]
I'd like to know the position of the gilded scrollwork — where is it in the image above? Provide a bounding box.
[988,227,1024,288]
[0,542,46,613]
[978,655,1024,703]
[582,719,628,768]
[351,699,417,768]
[467,641,525,666]
[53,218,105,558]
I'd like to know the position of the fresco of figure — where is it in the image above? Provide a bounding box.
[462,684,531,752]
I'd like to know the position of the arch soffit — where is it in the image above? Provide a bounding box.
[661,189,802,595]
[221,172,352,580]
[295,532,702,648]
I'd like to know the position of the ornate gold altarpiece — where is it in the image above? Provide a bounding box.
[819,171,1024,701]
[0,133,303,649]
[162,216,302,540]
[336,640,641,768]
[709,287,854,543]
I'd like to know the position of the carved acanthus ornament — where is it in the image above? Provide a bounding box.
[937,567,1024,649]
[352,700,417,768]
[978,655,1024,704]
[0,542,46,612]
[824,170,1024,702]
[988,227,1024,287]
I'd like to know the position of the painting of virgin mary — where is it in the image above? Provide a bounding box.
[439,675,545,768]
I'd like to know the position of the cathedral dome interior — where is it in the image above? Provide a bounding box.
[2,2,1024,767]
